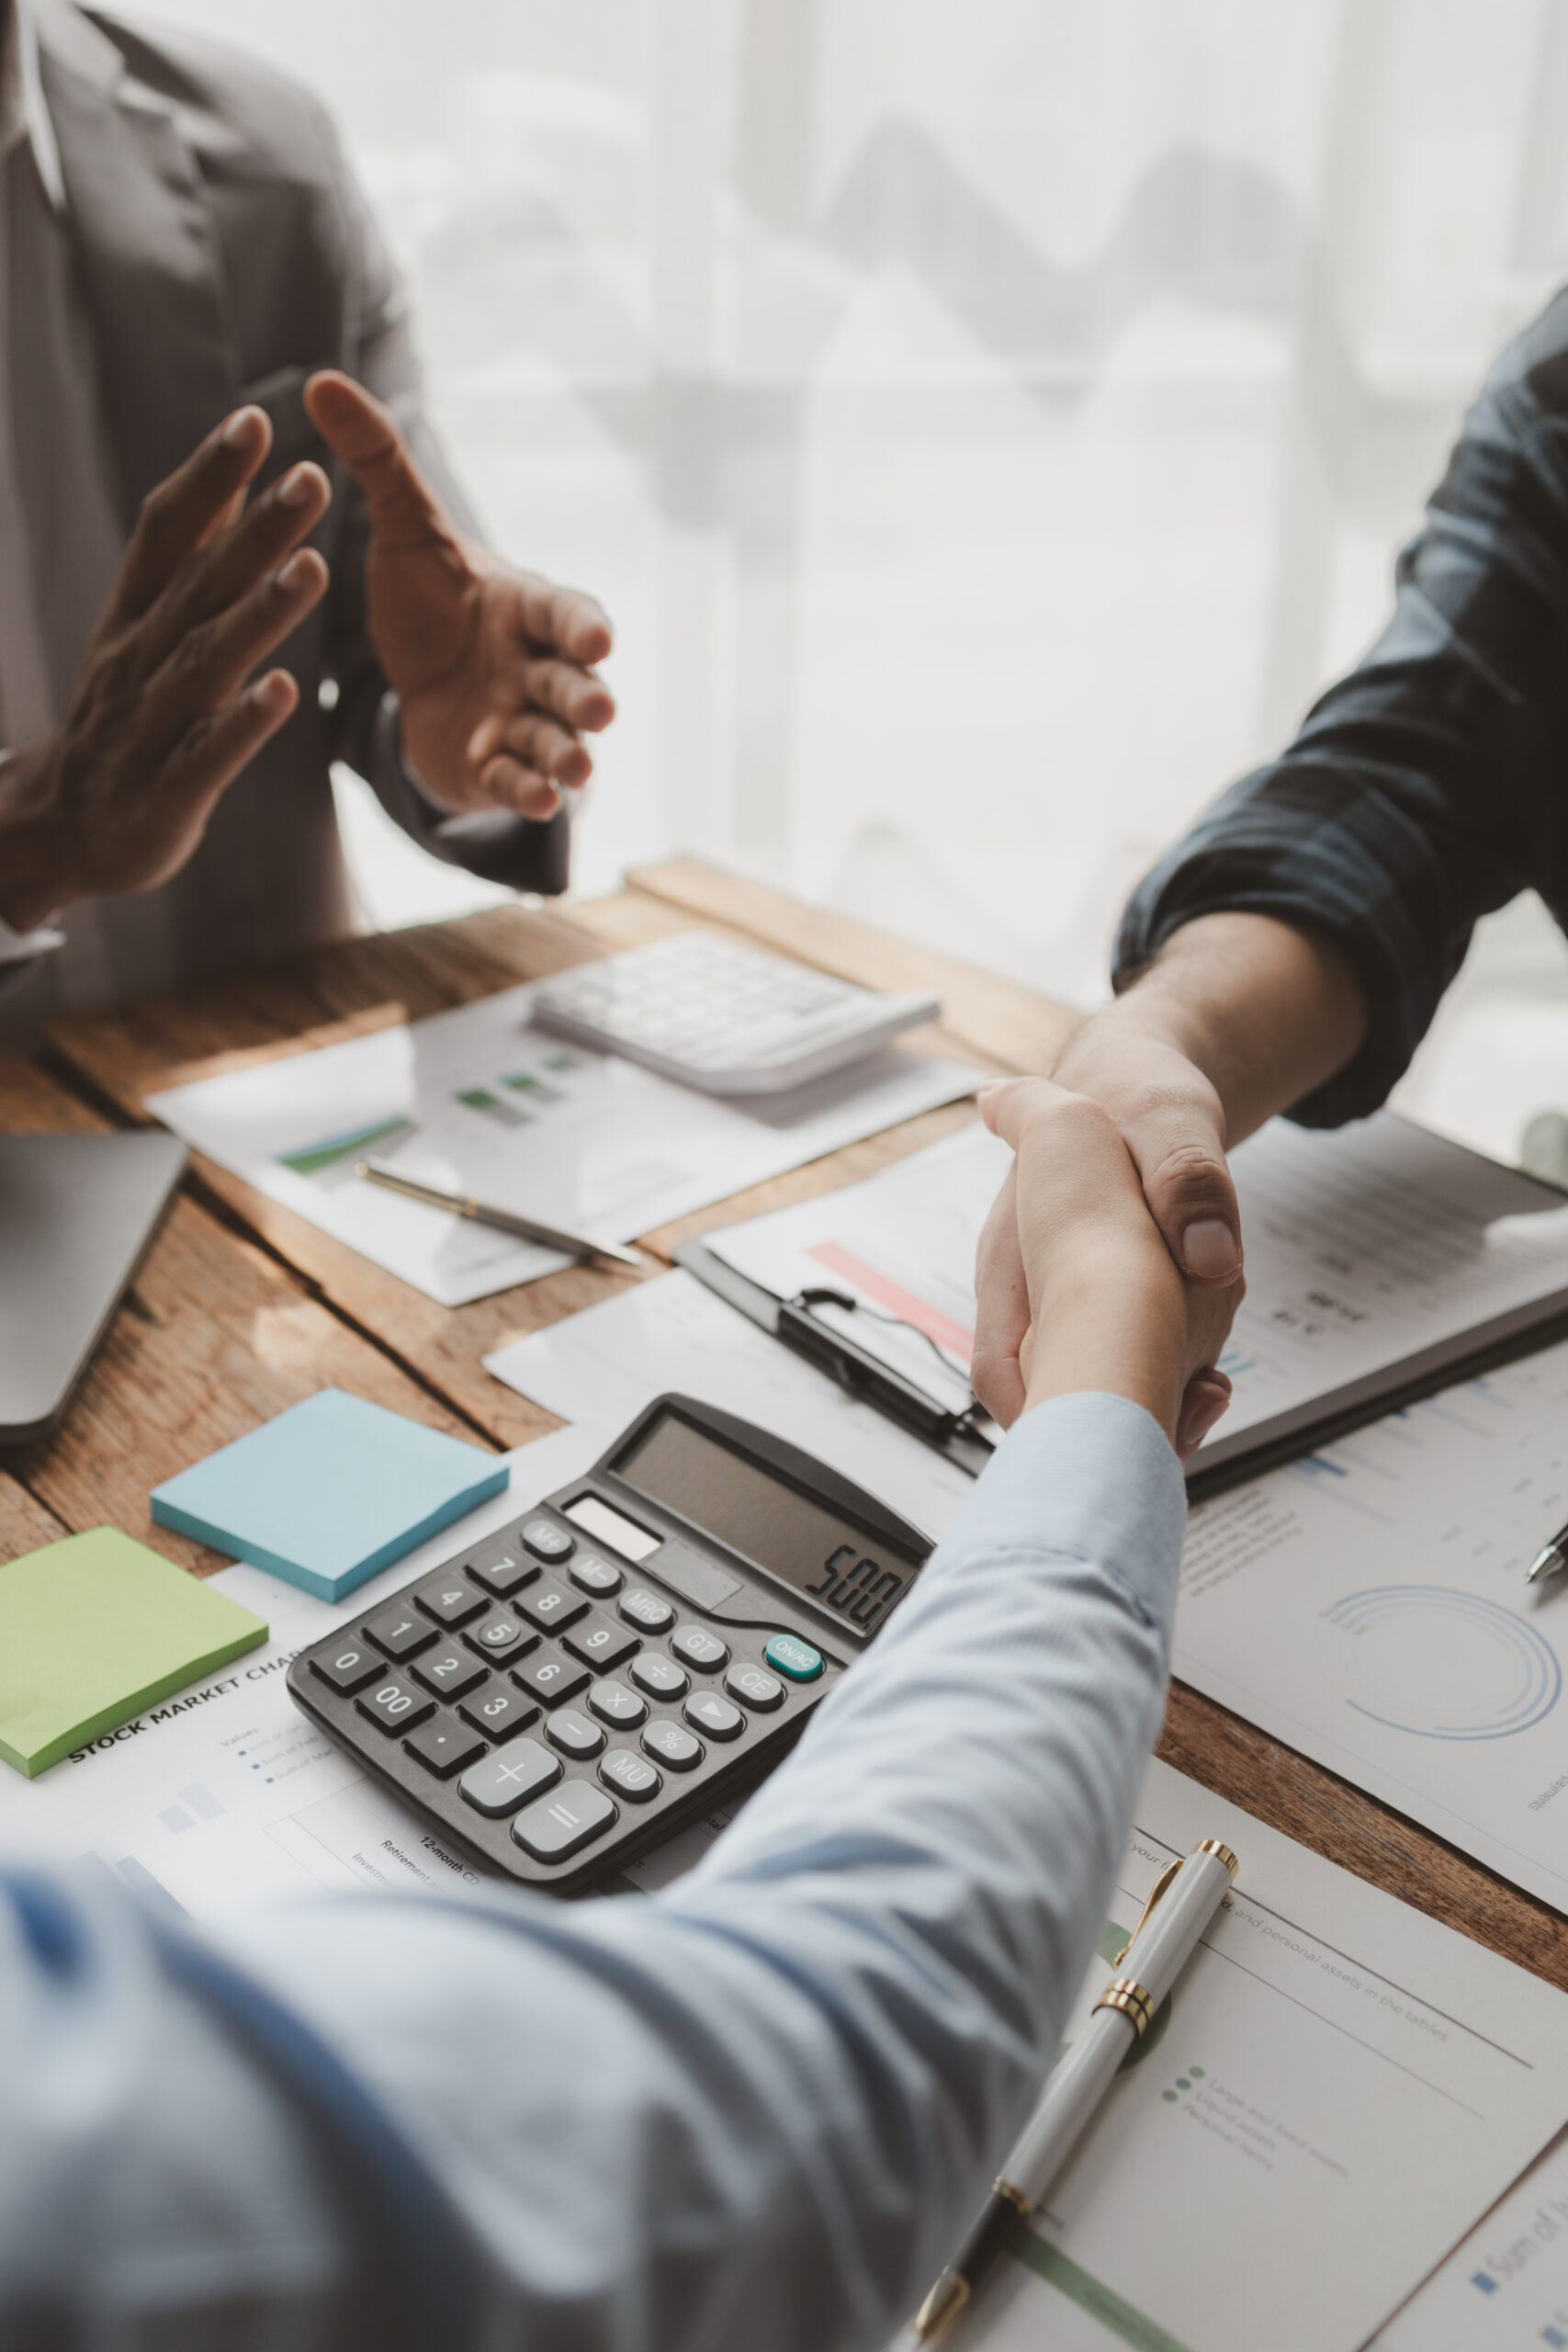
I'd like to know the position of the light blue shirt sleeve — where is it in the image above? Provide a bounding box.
[0,1392,1185,2350]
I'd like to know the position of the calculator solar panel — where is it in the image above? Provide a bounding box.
[288,1395,931,1896]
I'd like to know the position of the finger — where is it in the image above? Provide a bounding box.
[979,1074,1072,1153]
[107,405,273,628]
[519,653,615,732]
[969,1163,1030,1428]
[131,462,331,681]
[305,368,447,548]
[476,752,563,820]
[1120,1099,1243,1285]
[513,576,614,666]
[142,548,328,746]
[469,710,592,789]
[153,667,299,828]
[1176,1370,1234,1461]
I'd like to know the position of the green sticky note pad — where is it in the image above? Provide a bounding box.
[0,1528,267,1778]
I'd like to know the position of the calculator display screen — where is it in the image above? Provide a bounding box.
[615,1410,916,1634]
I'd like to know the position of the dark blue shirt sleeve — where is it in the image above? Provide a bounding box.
[1116,285,1568,1127]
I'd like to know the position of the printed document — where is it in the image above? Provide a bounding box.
[145,983,977,1306]
[1176,1339,1568,1910]
[942,1757,1568,2352]
[1371,2125,1568,2349]
[701,1111,1568,1472]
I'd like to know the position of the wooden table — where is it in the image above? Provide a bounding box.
[7,856,1565,1996]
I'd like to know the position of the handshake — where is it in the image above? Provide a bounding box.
[974,1073,1242,1464]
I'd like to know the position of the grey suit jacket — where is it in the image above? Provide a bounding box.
[24,0,567,1004]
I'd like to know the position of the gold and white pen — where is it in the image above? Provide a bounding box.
[908,1838,1239,2346]
[354,1159,649,1272]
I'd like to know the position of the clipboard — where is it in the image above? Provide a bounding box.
[673,1236,997,1479]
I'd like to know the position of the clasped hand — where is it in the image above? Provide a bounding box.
[0,377,614,933]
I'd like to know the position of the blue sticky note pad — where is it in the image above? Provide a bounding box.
[151,1389,508,1602]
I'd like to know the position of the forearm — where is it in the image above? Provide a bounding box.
[1079,910,1368,1147]
[0,1398,1181,2351]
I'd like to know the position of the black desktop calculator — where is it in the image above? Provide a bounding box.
[288,1395,932,1895]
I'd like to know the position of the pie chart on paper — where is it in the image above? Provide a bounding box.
[1320,1585,1562,1740]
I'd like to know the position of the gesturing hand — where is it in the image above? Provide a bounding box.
[303,371,615,819]
[974,1077,1240,1460]
[0,409,330,931]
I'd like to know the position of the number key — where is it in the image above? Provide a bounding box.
[520,1584,589,1634]
[356,1680,434,1736]
[412,1575,488,1628]
[512,1646,591,1709]
[458,1682,540,1743]
[466,1537,539,1600]
[364,1605,437,1661]
[563,1615,639,1673]
[464,1612,537,1666]
[412,1646,488,1701]
[310,1643,383,1695]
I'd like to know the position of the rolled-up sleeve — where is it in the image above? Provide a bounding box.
[0,1393,1184,2352]
[1117,285,1568,1127]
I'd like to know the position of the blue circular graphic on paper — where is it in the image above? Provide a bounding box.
[1324,1586,1561,1741]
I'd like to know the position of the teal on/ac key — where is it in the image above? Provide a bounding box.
[764,1633,824,1682]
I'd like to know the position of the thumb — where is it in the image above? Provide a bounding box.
[1122,1099,1242,1286]
[305,369,446,543]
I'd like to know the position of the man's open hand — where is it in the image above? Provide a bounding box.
[0,409,330,930]
[304,371,615,819]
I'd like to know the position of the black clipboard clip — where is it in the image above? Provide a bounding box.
[674,1238,996,1479]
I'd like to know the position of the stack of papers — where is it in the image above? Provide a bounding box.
[145,981,979,1306]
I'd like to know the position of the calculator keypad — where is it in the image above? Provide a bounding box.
[290,1491,863,1895]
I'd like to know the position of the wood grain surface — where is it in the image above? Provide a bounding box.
[12,863,1568,1992]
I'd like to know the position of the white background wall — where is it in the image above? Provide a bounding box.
[144,0,1568,1164]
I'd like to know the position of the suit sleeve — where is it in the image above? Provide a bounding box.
[321,152,571,897]
[1116,286,1568,1125]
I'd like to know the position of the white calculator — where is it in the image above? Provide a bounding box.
[530,933,941,1096]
